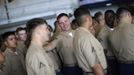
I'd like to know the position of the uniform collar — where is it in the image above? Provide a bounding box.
[63,29,73,34]
[105,25,114,31]
[17,40,24,44]
[30,42,44,51]
[78,27,91,34]
[118,22,131,26]
[4,48,17,55]
[60,30,74,38]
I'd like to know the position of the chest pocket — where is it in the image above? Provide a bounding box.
[39,62,47,75]
[39,62,54,75]
[91,47,95,53]
[39,62,47,69]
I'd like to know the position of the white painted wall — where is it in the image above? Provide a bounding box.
[0,0,119,34]
[0,24,25,34]
[0,0,78,25]
[90,5,118,16]
[0,0,8,24]
[0,0,79,34]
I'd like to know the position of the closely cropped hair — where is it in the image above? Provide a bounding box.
[16,27,26,34]
[71,19,79,30]
[1,31,15,52]
[116,7,132,20]
[54,21,58,33]
[25,18,48,47]
[94,11,103,23]
[105,10,115,16]
[74,6,90,25]
[57,13,69,21]
[105,10,116,28]
[1,31,15,43]
[48,25,53,32]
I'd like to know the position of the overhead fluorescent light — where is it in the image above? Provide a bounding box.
[106,3,112,6]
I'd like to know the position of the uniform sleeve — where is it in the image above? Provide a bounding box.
[33,53,55,75]
[51,39,59,49]
[27,54,40,75]
[80,37,99,67]
[0,52,4,64]
[44,35,61,52]
[27,53,50,75]
[125,25,134,52]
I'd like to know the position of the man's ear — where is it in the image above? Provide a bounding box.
[15,32,18,38]
[16,35,19,39]
[85,16,91,22]
[84,16,89,23]
[4,41,8,47]
[88,16,92,22]
[129,13,132,19]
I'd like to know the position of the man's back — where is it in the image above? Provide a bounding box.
[97,25,114,57]
[26,42,55,75]
[109,23,134,61]
[73,27,107,73]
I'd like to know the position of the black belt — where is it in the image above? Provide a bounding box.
[119,60,134,64]
[55,69,61,73]
[107,56,116,59]
[84,69,107,74]
[83,71,94,75]
[64,63,78,67]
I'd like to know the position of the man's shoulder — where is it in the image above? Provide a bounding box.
[125,23,134,29]
[74,28,91,42]
[75,28,88,35]
[56,32,65,38]
[27,44,38,55]
[26,45,39,60]
[4,49,13,56]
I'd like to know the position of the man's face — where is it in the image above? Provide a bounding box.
[132,16,134,24]
[17,30,27,41]
[38,24,50,42]
[99,15,105,25]
[58,16,71,31]
[5,35,17,49]
[92,19,99,28]
[128,12,132,23]
[88,16,93,27]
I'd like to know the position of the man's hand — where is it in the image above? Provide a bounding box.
[93,64,105,75]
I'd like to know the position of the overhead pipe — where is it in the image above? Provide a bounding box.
[4,0,10,23]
